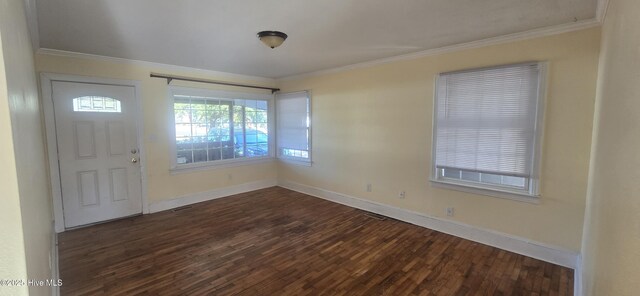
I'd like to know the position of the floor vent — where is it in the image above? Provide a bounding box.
[363,212,387,221]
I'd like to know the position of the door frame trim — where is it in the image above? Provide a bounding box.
[41,73,149,233]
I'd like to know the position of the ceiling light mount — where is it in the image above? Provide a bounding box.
[257,31,288,49]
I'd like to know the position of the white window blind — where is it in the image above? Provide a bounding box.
[434,63,542,180]
[276,91,311,162]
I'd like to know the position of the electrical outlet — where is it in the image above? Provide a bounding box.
[399,191,406,199]
[366,183,372,192]
[446,207,455,217]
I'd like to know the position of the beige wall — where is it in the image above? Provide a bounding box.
[581,0,640,294]
[278,28,601,251]
[0,0,53,295]
[35,54,278,204]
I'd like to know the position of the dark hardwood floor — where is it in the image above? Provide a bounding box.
[58,186,573,295]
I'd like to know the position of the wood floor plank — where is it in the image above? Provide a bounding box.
[58,187,573,295]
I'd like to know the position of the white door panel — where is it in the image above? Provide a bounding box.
[52,81,142,228]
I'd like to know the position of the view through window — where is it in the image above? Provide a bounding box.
[173,93,269,166]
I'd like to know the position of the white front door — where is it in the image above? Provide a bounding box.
[52,81,142,228]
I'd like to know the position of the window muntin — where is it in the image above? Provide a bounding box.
[173,92,270,166]
[276,91,311,163]
[432,63,544,196]
[73,96,121,113]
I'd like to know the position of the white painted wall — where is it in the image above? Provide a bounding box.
[0,0,53,295]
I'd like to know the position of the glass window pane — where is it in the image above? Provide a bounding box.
[91,97,103,108]
[174,110,191,124]
[176,151,192,164]
[193,150,208,163]
[193,124,208,137]
[208,140,221,149]
[206,99,219,111]
[174,102,191,110]
[256,101,268,110]
[235,147,245,158]
[443,168,461,179]
[461,171,481,182]
[246,144,267,157]
[244,99,258,109]
[480,173,502,185]
[245,111,257,129]
[79,98,91,108]
[221,147,235,160]
[257,144,269,156]
[502,176,526,188]
[192,137,208,150]
[207,149,221,161]
[233,106,244,125]
[175,124,192,138]
[255,123,268,133]
[176,137,193,151]
[254,111,268,123]
[217,111,230,125]
[174,93,270,165]
[256,132,268,144]
[245,134,257,145]
[73,96,122,113]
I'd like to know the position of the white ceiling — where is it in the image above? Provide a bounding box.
[36,0,598,79]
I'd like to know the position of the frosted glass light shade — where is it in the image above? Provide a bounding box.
[257,31,288,49]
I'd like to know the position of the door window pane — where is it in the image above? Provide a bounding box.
[73,96,122,113]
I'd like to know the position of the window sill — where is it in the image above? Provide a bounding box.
[430,179,540,204]
[170,157,275,175]
[277,157,312,167]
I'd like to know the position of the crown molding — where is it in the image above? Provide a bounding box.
[596,0,610,23]
[23,0,40,51]
[36,48,276,84]
[35,14,605,84]
[278,18,601,81]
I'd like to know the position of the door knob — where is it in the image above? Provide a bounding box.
[131,148,138,154]
[131,158,138,163]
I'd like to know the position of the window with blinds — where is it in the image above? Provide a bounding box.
[276,91,311,163]
[432,62,545,197]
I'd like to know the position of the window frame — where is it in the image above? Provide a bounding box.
[276,90,312,166]
[168,86,275,173]
[429,62,547,201]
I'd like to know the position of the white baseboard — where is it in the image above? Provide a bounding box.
[279,180,579,269]
[149,179,278,213]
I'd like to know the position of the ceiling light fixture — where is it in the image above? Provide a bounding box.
[257,31,288,49]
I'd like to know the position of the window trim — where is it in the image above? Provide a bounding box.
[168,86,275,172]
[429,61,547,201]
[275,90,312,166]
